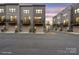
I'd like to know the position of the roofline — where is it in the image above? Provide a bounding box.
[32,5,45,7]
[5,3,19,5]
[20,5,33,7]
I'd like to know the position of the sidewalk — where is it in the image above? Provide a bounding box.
[20,32,45,34]
[0,31,46,34]
[62,31,79,35]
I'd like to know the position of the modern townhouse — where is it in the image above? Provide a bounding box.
[71,3,79,33]
[0,4,6,32]
[61,6,73,32]
[33,4,45,32]
[0,3,45,33]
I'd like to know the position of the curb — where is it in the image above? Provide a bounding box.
[62,32,79,35]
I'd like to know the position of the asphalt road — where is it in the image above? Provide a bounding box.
[0,32,79,55]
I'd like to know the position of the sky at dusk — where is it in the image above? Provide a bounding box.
[45,3,71,23]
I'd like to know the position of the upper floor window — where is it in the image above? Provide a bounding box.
[9,8,16,13]
[53,19,55,22]
[57,16,60,19]
[36,9,42,14]
[23,10,29,14]
[0,9,4,13]
[63,13,68,18]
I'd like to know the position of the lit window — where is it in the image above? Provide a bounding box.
[0,9,4,13]
[9,8,16,13]
[0,16,5,22]
[10,16,17,22]
[77,8,79,13]
[76,17,79,23]
[34,16,42,24]
[75,10,77,14]
[34,17,42,19]
[23,16,30,24]
[63,19,69,24]
[36,9,42,14]
[24,16,30,20]
[23,10,29,14]
[2,16,5,20]
[75,8,79,14]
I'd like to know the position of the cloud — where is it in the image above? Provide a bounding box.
[46,7,65,12]
[45,4,70,23]
[46,7,66,16]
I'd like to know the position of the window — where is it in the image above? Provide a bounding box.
[57,16,60,19]
[0,16,5,22]
[34,17,42,19]
[0,9,4,13]
[23,16,30,24]
[76,17,79,23]
[63,13,67,17]
[23,10,29,14]
[75,8,79,14]
[53,19,55,22]
[75,10,77,14]
[1,16,5,20]
[77,8,79,13]
[10,16,17,22]
[63,19,69,25]
[24,16,30,20]
[9,8,16,13]
[36,9,42,14]
[34,16,42,24]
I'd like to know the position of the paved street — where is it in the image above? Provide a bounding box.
[0,32,79,55]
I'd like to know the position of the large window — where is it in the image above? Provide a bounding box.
[35,9,42,14]
[23,16,30,25]
[9,8,16,13]
[63,19,69,25]
[75,8,79,14]
[23,10,29,14]
[57,16,60,19]
[34,17,42,19]
[10,16,17,22]
[76,17,79,23]
[75,10,77,14]
[63,13,68,18]
[0,9,4,13]
[34,16,42,25]
[0,16,5,23]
